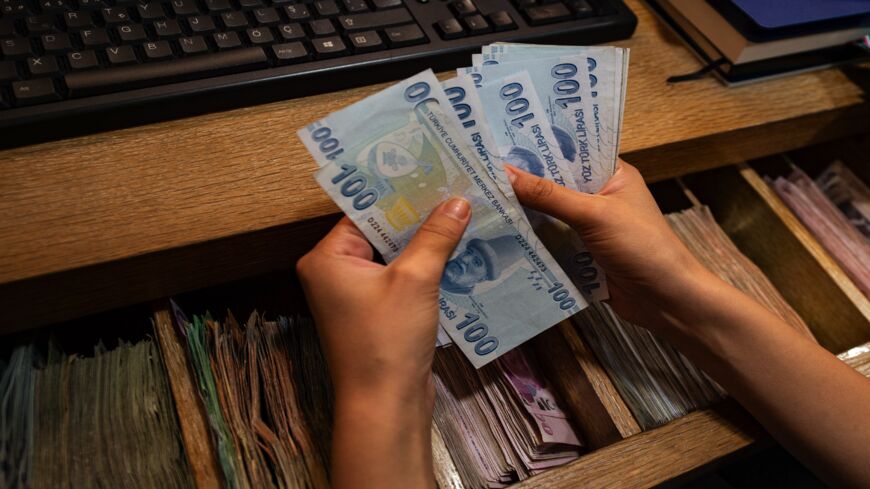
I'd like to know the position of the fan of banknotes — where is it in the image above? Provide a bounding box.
[299,43,629,368]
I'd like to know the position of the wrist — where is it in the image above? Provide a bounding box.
[645,259,723,339]
[334,373,435,426]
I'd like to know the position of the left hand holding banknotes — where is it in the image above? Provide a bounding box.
[297,197,471,489]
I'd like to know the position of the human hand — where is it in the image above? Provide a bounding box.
[296,197,471,404]
[505,160,714,334]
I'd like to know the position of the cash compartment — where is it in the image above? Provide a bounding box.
[4,137,870,489]
[684,162,870,354]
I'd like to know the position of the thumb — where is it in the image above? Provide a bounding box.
[390,197,471,282]
[505,164,601,229]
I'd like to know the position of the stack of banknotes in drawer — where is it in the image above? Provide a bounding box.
[298,43,629,367]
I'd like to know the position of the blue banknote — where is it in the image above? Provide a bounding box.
[467,69,577,191]
[441,75,517,205]
[298,70,586,367]
[481,43,629,181]
[464,69,609,301]
[474,55,604,194]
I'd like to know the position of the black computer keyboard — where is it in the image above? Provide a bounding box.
[0,0,635,146]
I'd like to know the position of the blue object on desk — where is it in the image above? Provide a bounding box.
[730,0,870,29]
[708,0,870,41]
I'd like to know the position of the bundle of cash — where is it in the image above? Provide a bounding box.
[166,302,581,489]
[0,338,194,489]
[769,165,870,298]
[172,305,330,489]
[577,206,815,429]
[299,43,629,367]
[433,345,582,488]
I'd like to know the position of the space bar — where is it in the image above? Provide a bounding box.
[65,47,269,98]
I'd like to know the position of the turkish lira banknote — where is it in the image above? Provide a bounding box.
[299,43,629,366]
[299,70,586,367]
[481,43,629,177]
[458,67,609,300]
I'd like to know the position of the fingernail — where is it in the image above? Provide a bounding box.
[443,197,470,220]
[505,165,518,184]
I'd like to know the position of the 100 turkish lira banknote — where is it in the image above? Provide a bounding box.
[298,43,628,367]
[299,70,587,367]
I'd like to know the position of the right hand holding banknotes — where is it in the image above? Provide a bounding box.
[505,160,712,334]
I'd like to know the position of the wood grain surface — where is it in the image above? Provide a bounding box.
[153,307,224,489]
[0,0,866,289]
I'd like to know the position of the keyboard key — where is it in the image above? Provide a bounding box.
[79,28,110,47]
[253,7,279,25]
[65,46,268,96]
[1,38,33,59]
[101,6,131,23]
[187,15,216,33]
[277,22,304,40]
[77,0,107,10]
[136,2,165,19]
[283,4,310,20]
[12,78,61,105]
[524,3,570,25]
[342,0,368,13]
[63,11,94,29]
[337,8,411,31]
[435,17,463,39]
[170,0,198,15]
[204,0,231,12]
[2,0,28,16]
[568,0,593,17]
[153,19,182,38]
[41,33,72,53]
[372,0,401,9]
[487,10,515,31]
[271,41,307,62]
[384,23,424,46]
[238,0,263,8]
[309,18,335,36]
[213,31,241,49]
[106,44,137,63]
[142,40,173,59]
[313,0,339,16]
[179,35,208,54]
[0,18,16,37]
[67,49,99,69]
[117,23,147,42]
[38,0,70,13]
[0,60,20,82]
[449,0,474,16]
[25,15,57,34]
[27,55,61,76]
[311,35,346,57]
[221,11,248,28]
[348,29,382,52]
[246,26,273,44]
[463,14,489,34]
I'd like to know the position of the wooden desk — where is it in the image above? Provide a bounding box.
[1,1,868,487]
[0,1,867,324]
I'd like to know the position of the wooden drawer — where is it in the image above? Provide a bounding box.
[3,138,869,489]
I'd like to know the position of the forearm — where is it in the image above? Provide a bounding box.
[330,382,437,489]
[658,271,870,488]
